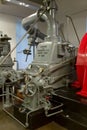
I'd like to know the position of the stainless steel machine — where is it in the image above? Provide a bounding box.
[0,34,18,87]
[0,0,82,130]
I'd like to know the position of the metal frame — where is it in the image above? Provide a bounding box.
[2,85,32,128]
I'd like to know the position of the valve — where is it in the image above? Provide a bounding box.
[23,48,31,62]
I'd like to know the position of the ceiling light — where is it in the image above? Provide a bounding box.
[5,0,11,1]
[19,2,23,5]
[25,4,29,7]
[19,2,30,8]
[4,0,39,10]
[22,3,25,6]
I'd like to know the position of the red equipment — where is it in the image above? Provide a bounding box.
[74,33,87,97]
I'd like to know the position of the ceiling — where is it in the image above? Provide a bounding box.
[0,0,87,18]
[0,0,40,18]
[27,0,43,5]
[58,0,87,16]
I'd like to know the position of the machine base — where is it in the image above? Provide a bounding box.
[13,86,87,130]
[13,105,53,130]
[53,87,87,130]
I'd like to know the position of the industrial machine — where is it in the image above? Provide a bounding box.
[0,34,19,87]
[1,0,87,130]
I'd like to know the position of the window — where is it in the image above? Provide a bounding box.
[16,20,33,69]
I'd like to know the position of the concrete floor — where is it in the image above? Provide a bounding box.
[0,105,67,130]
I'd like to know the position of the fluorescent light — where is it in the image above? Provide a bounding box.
[22,3,25,6]
[19,2,23,5]
[19,2,30,8]
[4,0,39,10]
[5,0,11,1]
[25,4,29,7]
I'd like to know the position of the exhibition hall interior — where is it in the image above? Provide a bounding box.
[0,0,87,130]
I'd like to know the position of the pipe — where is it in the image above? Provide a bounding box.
[66,15,80,43]
[22,12,51,38]
[49,0,58,38]
[3,108,26,128]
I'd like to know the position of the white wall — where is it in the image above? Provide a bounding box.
[63,12,87,47]
[0,13,37,70]
[37,11,87,48]
[0,13,17,69]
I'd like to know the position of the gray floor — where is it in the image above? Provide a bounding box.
[0,105,67,130]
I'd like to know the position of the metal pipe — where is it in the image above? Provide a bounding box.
[22,12,51,38]
[5,87,10,106]
[49,0,58,38]
[25,111,32,127]
[0,93,7,96]
[66,15,80,43]
[10,93,24,102]
[45,109,63,117]
[3,108,26,128]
